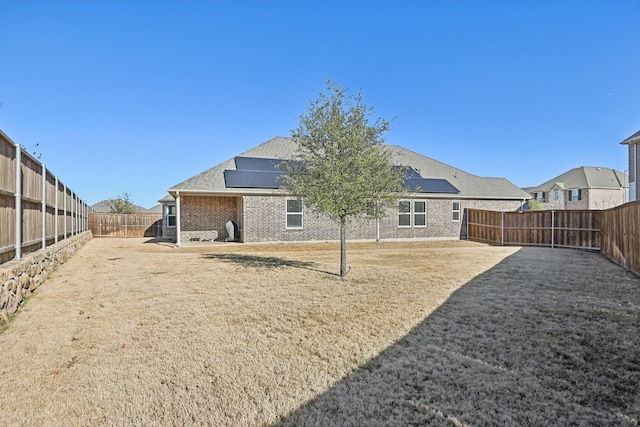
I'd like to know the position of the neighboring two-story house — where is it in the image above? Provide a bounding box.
[621,130,639,202]
[160,137,530,245]
[523,166,627,210]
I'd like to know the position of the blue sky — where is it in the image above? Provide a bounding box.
[1,0,638,209]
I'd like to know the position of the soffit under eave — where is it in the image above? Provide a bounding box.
[620,130,640,145]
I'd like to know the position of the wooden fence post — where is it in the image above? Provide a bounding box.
[54,176,58,243]
[63,185,67,239]
[501,211,505,246]
[551,210,555,248]
[14,144,22,260]
[41,163,46,249]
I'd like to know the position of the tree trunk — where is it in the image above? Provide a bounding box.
[340,217,347,277]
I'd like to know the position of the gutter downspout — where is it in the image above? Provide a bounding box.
[175,191,181,248]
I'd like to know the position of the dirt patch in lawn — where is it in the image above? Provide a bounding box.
[0,238,637,426]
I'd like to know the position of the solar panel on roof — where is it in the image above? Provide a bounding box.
[224,170,286,189]
[234,157,285,173]
[393,166,421,179]
[405,178,459,194]
[225,156,458,193]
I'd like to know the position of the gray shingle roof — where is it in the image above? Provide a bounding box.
[168,136,530,200]
[524,166,626,193]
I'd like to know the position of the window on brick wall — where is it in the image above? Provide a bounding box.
[570,189,581,201]
[398,200,427,227]
[452,200,461,222]
[398,200,411,227]
[286,198,303,229]
[414,201,426,227]
[166,204,176,227]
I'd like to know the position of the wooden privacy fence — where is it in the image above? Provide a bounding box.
[467,201,640,276]
[0,130,90,265]
[466,209,601,250]
[89,213,162,238]
[600,200,640,276]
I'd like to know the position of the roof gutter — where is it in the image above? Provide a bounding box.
[621,133,640,145]
[166,189,531,201]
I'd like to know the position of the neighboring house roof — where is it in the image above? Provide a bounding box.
[168,136,531,200]
[159,194,175,204]
[523,166,626,193]
[145,204,163,214]
[620,129,640,145]
[91,200,157,213]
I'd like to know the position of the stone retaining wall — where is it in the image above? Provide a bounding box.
[0,231,92,325]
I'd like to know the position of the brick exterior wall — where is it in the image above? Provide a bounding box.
[588,188,625,210]
[242,195,345,242]
[242,195,524,242]
[534,188,626,211]
[180,196,240,243]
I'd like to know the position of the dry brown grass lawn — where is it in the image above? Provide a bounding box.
[0,238,637,426]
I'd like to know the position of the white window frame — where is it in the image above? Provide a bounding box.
[398,199,427,227]
[570,189,581,202]
[452,200,461,222]
[398,200,411,227]
[286,198,303,229]
[166,204,176,228]
[413,200,427,227]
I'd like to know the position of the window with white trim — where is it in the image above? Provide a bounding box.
[398,200,427,227]
[286,198,303,229]
[414,201,426,227]
[398,200,411,227]
[452,200,461,222]
[570,189,581,202]
[166,204,176,227]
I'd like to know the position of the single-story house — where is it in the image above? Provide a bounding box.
[161,136,531,245]
[621,129,639,202]
[523,166,627,211]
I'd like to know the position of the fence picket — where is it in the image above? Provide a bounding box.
[467,202,640,276]
[0,130,90,265]
[88,213,162,238]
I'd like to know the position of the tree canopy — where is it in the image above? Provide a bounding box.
[284,80,406,277]
[107,192,137,214]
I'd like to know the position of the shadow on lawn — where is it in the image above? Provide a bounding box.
[203,253,340,276]
[273,247,640,426]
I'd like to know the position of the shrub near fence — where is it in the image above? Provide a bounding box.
[467,202,640,276]
[89,213,162,238]
[0,130,90,265]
